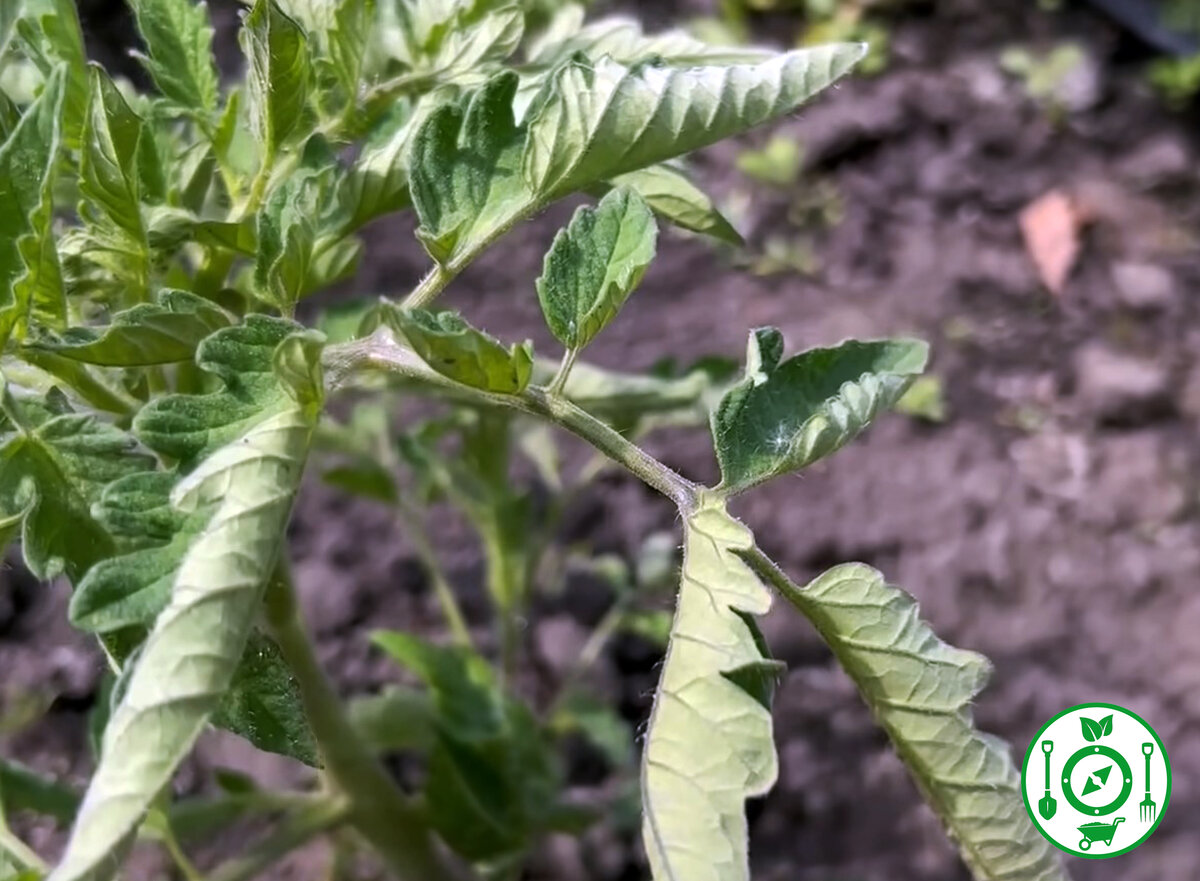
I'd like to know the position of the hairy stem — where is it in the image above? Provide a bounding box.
[264,563,473,881]
[325,332,700,510]
[401,264,456,310]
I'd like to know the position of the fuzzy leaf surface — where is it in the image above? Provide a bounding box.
[242,0,310,156]
[0,383,153,582]
[765,562,1070,881]
[642,496,780,881]
[50,319,323,881]
[536,187,656,351]
[525,44,866,199]
[129,0,220,114]
[714,329,927,493]
[384,306,533,394]
[30,290,232,366]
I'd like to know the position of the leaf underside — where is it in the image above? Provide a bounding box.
[642,496,778,881]
[49,318,323,881]
[773,563,1070,881]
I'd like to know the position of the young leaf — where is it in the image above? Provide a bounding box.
[384,306,534,394]
[536,187,657,352]
[388,0,523,81]
[524,44,867,200]
[713,329,928,493]
[28,290,232,366]
[409,71,529,265]
[51,320,324,881]
[0,382,154,582]
[642,496,777,881]
[603,164,743,246]
[242,0,311,157]
[326,0,372,99]
[129,0,220,114]
[0,66,65,348]
[750,560,1070,881]
[16,0,88,148]
[255,174,316,311]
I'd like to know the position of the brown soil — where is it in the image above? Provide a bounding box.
[4,1,1200,880]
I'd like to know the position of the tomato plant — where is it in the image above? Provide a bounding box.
[0,2,1069,880]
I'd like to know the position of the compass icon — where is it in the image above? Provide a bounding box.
[1061,743,1133,816]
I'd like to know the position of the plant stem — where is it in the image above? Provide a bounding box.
[0,823,46,873]
[324,332,701,511]
[264,562,473,881]
[547,348,579,397]
[395,501,473,647]
[207,798,351,881]
[401,263,456,310]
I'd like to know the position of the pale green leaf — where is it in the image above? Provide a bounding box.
[527,14,775,68]
[752,560,1070,881]
[0,381,153,582]
[255,175,316,310]
[129,0,220,114]
[333,100,426,233]
[50,319,324,881]
[525,44,866,200]
[536,187,656,351]
[327,0,373,98]
[642,496,777,881]
[28,290,232,366]
[0,66,65,347]
[713,329,928,493]
[604,164,743,245]
[386,0,523,79]
[242,0,311,156]
[384,306,533,394]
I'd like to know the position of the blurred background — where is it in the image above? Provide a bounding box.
[4,1,1200,879]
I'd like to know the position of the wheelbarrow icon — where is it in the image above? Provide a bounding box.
[1077,816,1125,850]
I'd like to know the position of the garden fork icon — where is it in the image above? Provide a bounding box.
[1140,743,1157,822]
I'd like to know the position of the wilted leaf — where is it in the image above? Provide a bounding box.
[642,496,780,881]
[50,319,324,881]
[1019,189,1081,295]
[751,560,1070,881]
[713,328,927,493]
[536,187,657,351]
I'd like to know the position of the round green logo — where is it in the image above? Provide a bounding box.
[1021,703,1171,858]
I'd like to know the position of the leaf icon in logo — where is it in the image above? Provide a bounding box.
[1081,716,1104,742]
[1099,714,1113,737]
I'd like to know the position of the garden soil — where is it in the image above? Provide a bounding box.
[3,1,1200,880]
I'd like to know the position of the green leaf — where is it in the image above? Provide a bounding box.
[1098,713,1113,737]
[642,496,776,881]
[524,44,866,200]
[326,0,372,100]
[713,330,928,493]
[0,66,65,347]
[16,0,88,149]
[373,632,563,862]
[754,560,1070,881]
[28,290,232,366]
[50,319,324,881]
[536,187,656,351]
[348,686,436,754]
[1080,717,1102,743]
[0,758,80,823]
[0,382,153,581]
[129,0,220,114]
[603,164,743,246]
[242,0,311,157]
[384,306,533,394]
[333,101,424,233]
[388,0,523,81]
[255,175,316,311]
[409,71,528,265]
[527,14,776,68]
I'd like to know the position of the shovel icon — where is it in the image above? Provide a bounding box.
[1039,741,1057,819]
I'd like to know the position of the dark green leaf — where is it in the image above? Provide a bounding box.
[383,306,533,395]
[0,381,154,581]
[29,290,232,366]
[1099,713,1113,737]
[536,187,656,351]
[242,0,311,156]
[129,0,220,114]
[1081,717,1102,743]
[713,330,928,493]
[0,758,80,823]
